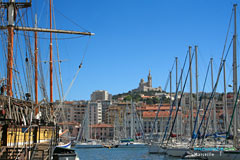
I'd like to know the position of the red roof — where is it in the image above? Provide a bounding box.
[142,111,177,118]
[90,123,113,128]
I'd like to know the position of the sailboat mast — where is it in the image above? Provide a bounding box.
[175,57,178,140]
[7,0,15,97]
[195,46,199,132]
[50,0,53,105]
[130,99,134,139]
[210,58,217,133]
[233,4,238,138]
[223,60,228,133]
[189,46,193,137]
[170,71,172,110]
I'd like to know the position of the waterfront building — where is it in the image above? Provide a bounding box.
[101,100,112,124]
[54,100,87,136]
[136,104,177,134]
[89,101,103,125]
[90,123,114,141]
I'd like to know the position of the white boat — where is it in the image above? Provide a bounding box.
[74,140,103,148]
[118,141,146,148]
[57,141,72,149]
[148,142,166,154]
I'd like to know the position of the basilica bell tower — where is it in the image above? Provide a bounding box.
[148,70,152,88]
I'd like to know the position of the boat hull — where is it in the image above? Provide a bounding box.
[74,144,103,148]
[148,143,166,154]
[166,147,189,157]
[118,143,146,148]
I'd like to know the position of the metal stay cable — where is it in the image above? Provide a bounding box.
[150,59,175,139]
[161,51,189,144]
[190,60,211,146]
[200,39,233,145]
[196,38,232,145]
[226,86,240,138]
[166,50,195,144]
[220,8,233,61]
[52,6,64,100]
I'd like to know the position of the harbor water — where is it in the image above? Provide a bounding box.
[74,147,183,160]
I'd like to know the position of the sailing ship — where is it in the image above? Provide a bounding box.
[0,0,94,159]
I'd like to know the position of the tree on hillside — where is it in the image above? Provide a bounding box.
[124,95,132,101]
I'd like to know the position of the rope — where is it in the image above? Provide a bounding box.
[52,5,89,32]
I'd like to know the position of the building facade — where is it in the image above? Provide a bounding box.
[90,123,114,141]
[89,101,102,125]
[91,90,112,101]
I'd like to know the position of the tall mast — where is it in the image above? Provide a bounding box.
[189,46,193,137]
[195,46,199,131]
[223,60,228,134]
[170,70,172,134]
[1,0,94,99]
[35,14,38,115]
[233,4,238,139]
[130,99,134,139]
[170,71,172,111]
[50,0,53,105]
[210,58,217,133]
[180,68,183,136]
[7,0,15,97]
[175,57,178,140]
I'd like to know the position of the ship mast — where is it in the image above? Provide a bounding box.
[35,14,38,115]
[50,0,53,107]
[1,0,94,100]
[233,4,238,142]
[189,46,193,137]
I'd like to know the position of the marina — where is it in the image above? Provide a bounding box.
[0,0,240,160]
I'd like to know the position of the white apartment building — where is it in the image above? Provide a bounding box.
[89,101,102,125]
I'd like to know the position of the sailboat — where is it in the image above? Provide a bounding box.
[184,4,240,160]
[0,0,94,159]
[117,100,146,148]
[74,103,103,148]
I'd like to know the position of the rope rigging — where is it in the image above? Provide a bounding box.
[190,60,211,146]
[166,50,195,144]
[196,38,233,145]
[161,51,189,144]
[149,59,175,139]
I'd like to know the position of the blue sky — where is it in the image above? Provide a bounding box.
[24,0,240,100]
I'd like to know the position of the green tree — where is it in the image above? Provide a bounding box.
[124,95,132,101]
[152,97,159,104]
[146,98,153,105]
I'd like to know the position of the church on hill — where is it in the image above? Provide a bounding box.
[132,70,162,92]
